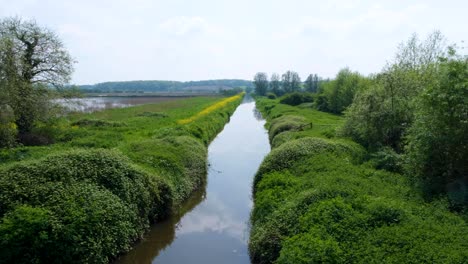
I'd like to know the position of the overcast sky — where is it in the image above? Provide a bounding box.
[1,0,466,84]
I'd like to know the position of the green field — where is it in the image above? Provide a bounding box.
[249,97,468,264]
[0,95,243,263]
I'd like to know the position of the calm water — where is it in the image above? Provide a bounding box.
[115,96,270,264]
[57,97,186,113]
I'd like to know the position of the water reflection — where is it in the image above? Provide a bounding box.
[56,97,186,113]
[115,95,270,264]
[115,183,207,263]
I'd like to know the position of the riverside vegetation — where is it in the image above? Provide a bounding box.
[0,94,243,263]
[249,31,467,263]
[249,97,468,264]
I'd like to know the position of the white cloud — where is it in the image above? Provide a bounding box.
[158,16,220,37]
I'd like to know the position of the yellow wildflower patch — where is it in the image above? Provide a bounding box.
[178,93,243,125]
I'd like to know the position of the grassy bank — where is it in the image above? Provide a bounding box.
[249,97,468,264]
[0,94,243,263]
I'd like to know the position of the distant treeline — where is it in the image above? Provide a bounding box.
[79,79,253,93]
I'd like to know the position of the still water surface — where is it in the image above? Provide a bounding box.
[116,96,270,263]
[57,97,186,112]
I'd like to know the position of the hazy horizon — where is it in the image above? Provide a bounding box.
[1,0,467,85]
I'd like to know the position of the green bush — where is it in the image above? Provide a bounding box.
[268,115,309,142]
[279,92,314,106]
[276,233,344,264]
[250,96,468,264]
[254,137,365,189]
[0,184,139,264]
[0,149,172,263]
[266,93,277,99]
[124,135,206,204]
[369,147,403,173]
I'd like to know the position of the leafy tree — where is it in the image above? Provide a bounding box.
[0,17,74,140]
[269,73,282,96]
[317,68,369,114]
[0,39,18,147]
[305,74,314,92]
[405,50,468,205]
[342,31,447,151]
[254,72,269,95]
[313,74,320,92]
[282,71,301,93]
[304,73,320,93]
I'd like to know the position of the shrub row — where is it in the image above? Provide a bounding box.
[249,97,468,264]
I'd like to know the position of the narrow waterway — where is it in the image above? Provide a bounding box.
[115,96,270,264]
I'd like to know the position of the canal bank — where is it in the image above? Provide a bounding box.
[116,96,270,264]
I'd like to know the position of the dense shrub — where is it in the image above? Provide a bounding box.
[279,92,314,106]
[268,115,309,142]
[0,184,139,264]
[266,93,277,99]
[250,97,468,264]
[124,135,206,204]
[369,147,404,173]
[0,149,171,263]
[254,137,365,189]
[314,68,371,114]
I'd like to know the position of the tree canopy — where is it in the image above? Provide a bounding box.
[0,17,74,144]
[254,72,269,95]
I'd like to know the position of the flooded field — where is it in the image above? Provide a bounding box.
[57,96,189,112]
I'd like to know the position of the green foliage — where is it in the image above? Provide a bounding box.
[269,73,282,96]
[281,71,301,93]
[0,17,73,140]
[0,184,139,264]
[254,137,365,191]
[124,135,206,204]
[304,74,321,93]
[342,31,447,151]
[250,97,468,264]
[369,147,403,173]
[254,72,269,95]
[0,104,17,148]
[0,95,242,263]
[276,233,344,264]
[71,118,127,127]
[268,115,309,142]
[279,92,314,106]
[266,93,277,99]
[405,52,468,205]
[315,68,371,114]
[256,97,345,147]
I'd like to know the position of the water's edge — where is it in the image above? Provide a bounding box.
[115,96,270,263]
